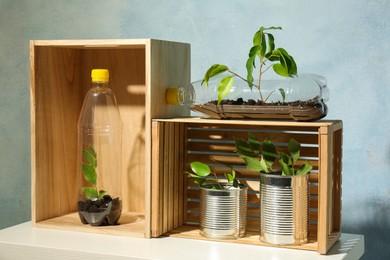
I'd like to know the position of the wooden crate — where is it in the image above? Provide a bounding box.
[151,118,342,254]
[30,39,190,238]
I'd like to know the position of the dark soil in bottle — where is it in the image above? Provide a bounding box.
[77,195,122,226]
[210,97,324,108]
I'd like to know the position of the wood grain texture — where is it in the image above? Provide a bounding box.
[35,212,145,237]
[30,39,191,238]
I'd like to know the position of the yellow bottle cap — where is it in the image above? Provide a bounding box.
[91,69,109,82]
[166,87,179,105]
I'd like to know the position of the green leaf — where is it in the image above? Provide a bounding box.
[280,152,292,165]
[98,190,106,199]
[288,138,301,165]
[193,177,206,186]
[253,30,265,60]
[279,48,297,75]
[83,150,96,168]
[265,49,280,62]
[201,64,228,88]
[253,29,263,46]
[279,153,293,176]
[272,63,289,77]
[248,45,261,58]
[248,132,260,153]
[209,184,218,190]
[266,33,275,53]
[226,166,239,187]
[262,138,278,164]
[235,137,257,157]
[246,45,261,89]
[87,144,97,160]
[246,56,256,88]
[241,155,262,172]
[275,48,297,76]
[186,172,209,186]
[82,163,97,185]
[259,157,270,173]
[225,173,234,183]
[82,187,99,200]
[217,76,234,105]
[279,88,286,102]
[253,27,282,60]
[260,33,267,59]
[233,178,239,188]
[296,161,313,176]
[190,161,211,177]
[253,26,282,46]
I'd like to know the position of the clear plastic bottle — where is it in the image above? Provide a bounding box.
[166,84,196,107]
[77,69,123,226]
[166,73,329,121]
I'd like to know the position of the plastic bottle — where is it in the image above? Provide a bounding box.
[77,69,123,226]
[166,84,196,106]
[166,73,329,121]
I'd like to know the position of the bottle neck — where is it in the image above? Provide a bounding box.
[166,86,195,106]
[92,81,109,88]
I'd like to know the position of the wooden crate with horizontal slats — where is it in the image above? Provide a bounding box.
[151,117,342,254]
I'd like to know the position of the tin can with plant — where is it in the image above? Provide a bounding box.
[235,134,312,245]
[186,162,247,239]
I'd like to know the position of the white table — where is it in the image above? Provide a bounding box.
[0,222,364,260]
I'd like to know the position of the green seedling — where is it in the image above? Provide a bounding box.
[202,26,297,105]
[81,145,106,200]
[235,133,312,176]
[185,161,239,190]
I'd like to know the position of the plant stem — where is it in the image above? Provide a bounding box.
[212,172,223,190]
[227,69,258,89]
[261,64,273,76]
[228,68,262,101]
[258,62,264,102]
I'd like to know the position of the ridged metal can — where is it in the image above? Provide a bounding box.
[260,173,309,245]
[199,184,247,239]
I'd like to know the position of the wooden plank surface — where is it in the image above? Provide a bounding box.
[35,212,145,237]
[165,225,320,251]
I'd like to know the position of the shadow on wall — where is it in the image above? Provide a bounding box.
[342,202,390,259]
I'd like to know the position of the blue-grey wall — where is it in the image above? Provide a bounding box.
[0,0,389,258]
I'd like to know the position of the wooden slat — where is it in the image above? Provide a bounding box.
[186,154,319,168]
[168,122,174,231]
[309,197,318,209]
[187,142,319,157]
[317,125,332,254]
[332,129,342,233]
[178,123,185,227]
[183,127,189,224]
[173,123,180,229]
[162,123,169,234]
[309,185,319,195]
[151,122,161,237]
[187,128,319,145]
[183,120,324,131]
